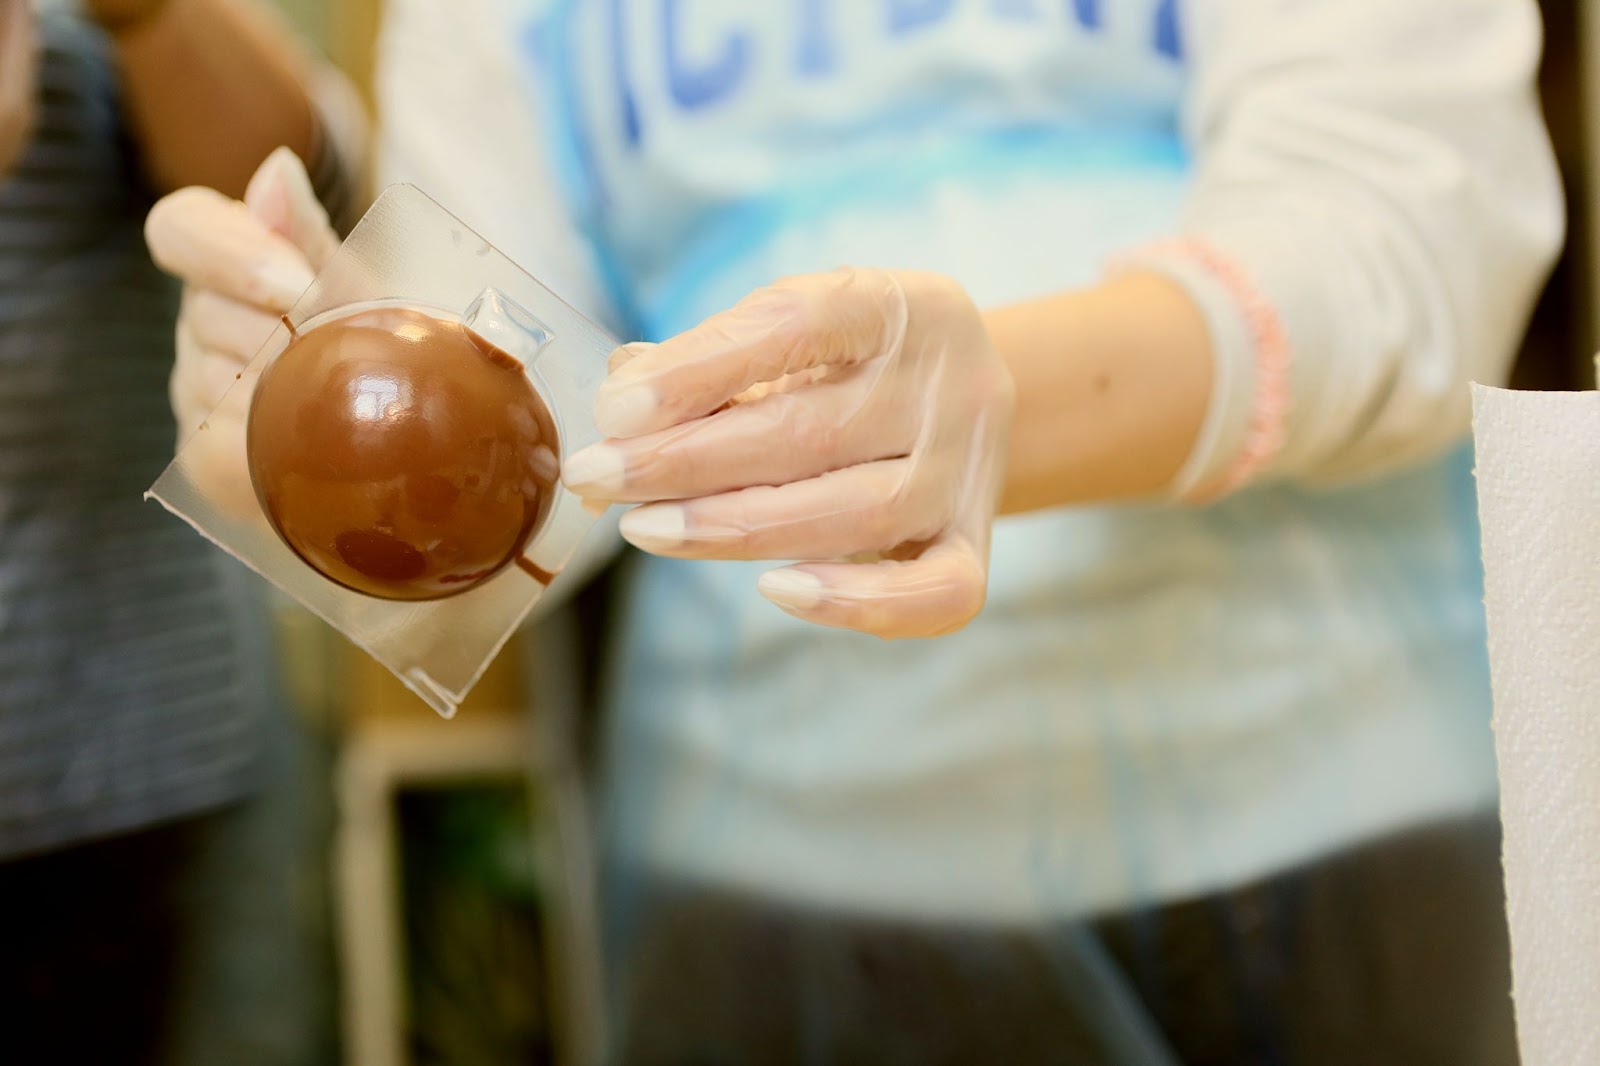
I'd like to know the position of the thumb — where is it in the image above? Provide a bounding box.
[243,146,341,271]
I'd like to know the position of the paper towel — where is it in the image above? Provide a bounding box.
[1472,383,1600,1066]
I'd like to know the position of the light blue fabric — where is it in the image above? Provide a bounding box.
[517,0,1497,922]
[600,451,1493,920]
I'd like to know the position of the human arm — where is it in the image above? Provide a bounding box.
[87,0,364,201]
[562,0,1563,636]
[994,0,1562,510]
[985,271,1211,513]
[1104,0,1563,498]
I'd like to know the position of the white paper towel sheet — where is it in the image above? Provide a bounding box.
[1472,383,1600,1066]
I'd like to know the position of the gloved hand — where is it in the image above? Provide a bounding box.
[144,146,337,514]
[562,268,1015,638]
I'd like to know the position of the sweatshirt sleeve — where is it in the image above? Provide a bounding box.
[1124,0,1564,498]
[373,0,620,331]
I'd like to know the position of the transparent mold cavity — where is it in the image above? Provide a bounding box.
[148,186,616,717]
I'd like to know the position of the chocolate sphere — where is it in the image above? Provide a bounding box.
[247,306,559,601]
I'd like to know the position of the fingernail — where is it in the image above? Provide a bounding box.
[619,505,685,551]
[255,255,315,309]
[581,497,609,517]
[758,569,826,611]
[608,341,655,372]
[594,380,658,437]
[562,443,626,495]
[244,147,294,213]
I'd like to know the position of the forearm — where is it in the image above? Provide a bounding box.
[988,1,1560,520]
[101,0,328,197]
[986,271,1213,515]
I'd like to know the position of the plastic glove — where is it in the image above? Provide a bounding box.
[144,146,338,514]
[562,268,1015,639]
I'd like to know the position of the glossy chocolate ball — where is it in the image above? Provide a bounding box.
[247,306,559,601]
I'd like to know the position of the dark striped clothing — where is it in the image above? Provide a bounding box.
[0,12,319,859]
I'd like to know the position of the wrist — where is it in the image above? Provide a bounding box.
[1110,242,1287,502]
[986,272,1214,512]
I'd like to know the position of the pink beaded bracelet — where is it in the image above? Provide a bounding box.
[1127,238,1290,501]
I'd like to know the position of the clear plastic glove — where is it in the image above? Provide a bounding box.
[562,268,1015,638]
[144,147,337,514]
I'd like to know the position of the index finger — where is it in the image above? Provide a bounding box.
[145,186,315,312]
[594,267,908,438]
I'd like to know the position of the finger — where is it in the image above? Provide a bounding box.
[616,458,947,562]
[145,186,314,311]
[177,407,259,522]
[243,146,341,270]
[593,267,908,437]
[182,288,284,364]
[170,321,248,432]
[563,363,913,502]
[607,342,646,373]
[185,351,247,423]
[756,535,988,639]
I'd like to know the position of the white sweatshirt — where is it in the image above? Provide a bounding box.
[376,0,1561,921]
